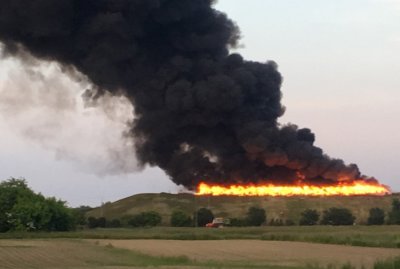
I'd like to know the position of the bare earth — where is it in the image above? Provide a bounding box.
[94,239,400,268]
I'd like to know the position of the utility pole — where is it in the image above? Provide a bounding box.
[194,194,198,227]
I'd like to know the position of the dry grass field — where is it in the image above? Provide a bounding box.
[92,239,400,268]
[0,240,132,269]
[0,239,192,269]
[1,238,400,269]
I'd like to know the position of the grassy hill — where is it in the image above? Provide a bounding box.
[87,193,400,225]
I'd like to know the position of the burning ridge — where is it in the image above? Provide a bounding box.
[0,0,389,192]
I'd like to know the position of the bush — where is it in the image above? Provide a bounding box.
[128,211,162,227]
[285,219,296,226]
[170,211,192,227]
[107,219,122,228]
[230,218,247,227]
[195,208,214,227]
[87,217,106,229]
[321,207,355,226]
[246,206,266,226]
[388,199,400,225]
[299,209,320,226]
[367,208,385,225]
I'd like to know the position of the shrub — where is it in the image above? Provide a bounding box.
[367,208,385,225]
[87,217,106,229]
[299,209,320,226]
[195,208,214,227]
[285,219,296,226]
[120,215,133,227]
[107,219,122,228]
[321,207,355,226]
[246,206,266,226]
[128,211,162,227]
[230,218,247,227]
[87,217,97,229]
[170,211,192,227]
[388,199,400,225]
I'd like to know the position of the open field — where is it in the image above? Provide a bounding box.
[87,193,400,225]
[1,239,400,269]
[2,226,400,249]
[0,239,194,269]
[92,239,400,268]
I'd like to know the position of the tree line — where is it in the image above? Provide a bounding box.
[85,199,400,228]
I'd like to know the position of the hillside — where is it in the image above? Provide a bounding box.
[87,193,400,225]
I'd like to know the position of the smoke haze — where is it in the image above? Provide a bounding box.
[0,0,377,188]
[0,52,138,175]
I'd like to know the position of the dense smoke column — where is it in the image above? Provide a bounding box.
[0,0,366,188]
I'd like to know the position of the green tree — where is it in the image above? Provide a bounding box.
[299,209,320,226]
[0,178,74,232]
[0,178,34,232]
[71,206,92,227]
[388,199,400,224]
[321,207,355,226]
[246,206,266,226]
[10,194,48,231]
[367,208,385,225]
[195,208,214,227]
[170,211,192,227]
[43,197,74,231]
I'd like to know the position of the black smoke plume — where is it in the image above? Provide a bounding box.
[0,0,374,188]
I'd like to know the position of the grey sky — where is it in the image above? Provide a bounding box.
[0,0,399,207]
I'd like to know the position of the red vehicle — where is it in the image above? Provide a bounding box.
[205,217,227,228]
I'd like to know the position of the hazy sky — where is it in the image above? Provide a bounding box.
[0,0,399,207]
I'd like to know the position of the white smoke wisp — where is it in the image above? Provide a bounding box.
[0,51,140,176]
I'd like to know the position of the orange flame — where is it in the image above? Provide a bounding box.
[196,181,390,197]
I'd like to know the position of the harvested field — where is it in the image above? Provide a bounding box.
[2,239,400,269]
[93,239,400,268]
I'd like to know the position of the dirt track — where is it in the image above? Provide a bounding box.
[93,239,400,268]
